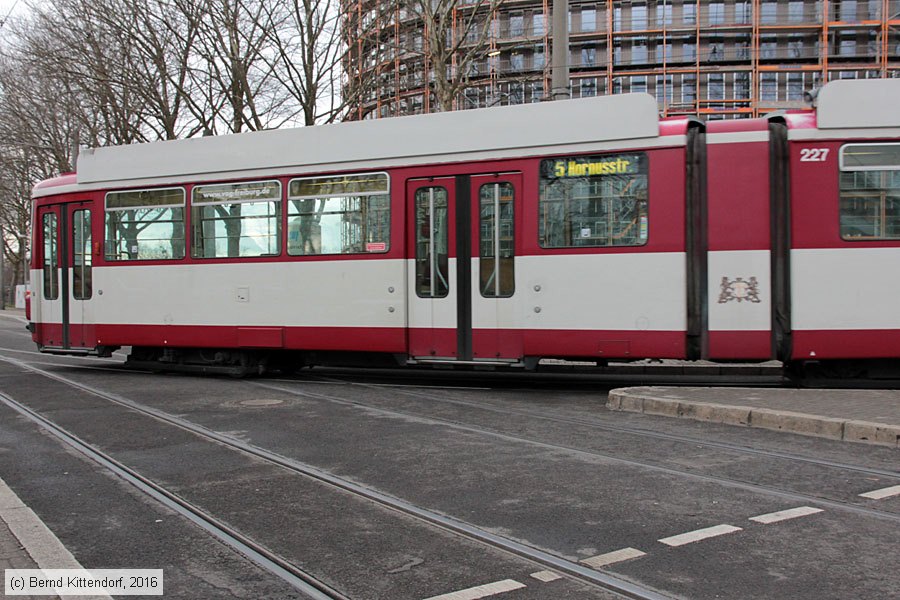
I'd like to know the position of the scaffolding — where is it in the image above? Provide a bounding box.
[343,0,900,120]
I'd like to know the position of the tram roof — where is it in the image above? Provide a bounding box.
[816,78,900,130]
[75,92,662,188]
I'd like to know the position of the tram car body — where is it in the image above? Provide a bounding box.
[29,79,900,377]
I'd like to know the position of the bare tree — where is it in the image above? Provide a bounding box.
[260,0,350,125]
[191,0,293,133]
[406,0,503,112]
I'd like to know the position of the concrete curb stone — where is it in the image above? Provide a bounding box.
[607,388,900,448]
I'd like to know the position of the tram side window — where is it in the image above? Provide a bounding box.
[538,153,648,248]
[42,213,59,300]
[73,210,92,300]
[105,188,185,260]
[839,144,900,240]
[287,172,390,255]
[192,181,281,258]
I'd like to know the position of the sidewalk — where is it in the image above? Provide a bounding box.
[0,475,110,599]
[608,387,900,448]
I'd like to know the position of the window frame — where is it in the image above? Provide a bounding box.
[72,209,92,300]
[286,171,391,257]
[839,143,900,242]
[538,152,650,250]
[190,179,283,260]
[42,212,59,300]
[104,186,186,262]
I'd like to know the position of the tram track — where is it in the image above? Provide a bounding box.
[0,389,348,600]
[0,354,673,600]
[249,378,900,523]
[303,372,900,481]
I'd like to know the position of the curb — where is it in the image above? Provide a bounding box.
[0,476,112,600]
[607,389,900,448]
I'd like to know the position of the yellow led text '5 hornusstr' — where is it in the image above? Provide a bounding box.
[554,158,633,177]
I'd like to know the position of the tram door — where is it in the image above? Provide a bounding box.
[407,174,522,363]
[35,202,94,350]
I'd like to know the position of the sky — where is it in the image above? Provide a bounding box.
[0,0,26,27]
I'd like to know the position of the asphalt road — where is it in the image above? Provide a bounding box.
[0,314,897,600]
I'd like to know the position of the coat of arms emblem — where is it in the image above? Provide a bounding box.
[718,276,761,304]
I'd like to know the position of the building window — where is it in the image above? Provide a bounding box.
[632,39,648,63]
[708,2,724,25]
[840,36,857,56]
[707,73,725,100]
[631,75,648,93]
[789,34,805,58]
[787,73,805,100]
[683,3,696,25]
[867,0,881,20]
[581,7,597,31]
[581,45,596,66]
[761,0,778,24]
[105,188,186,261]
[789,0,805,22]
[657,2,672,26]
[657,74,674,104]
[735,1,751,23]
[735,72,751,98]
[575,77,599,97]
[533,12,545,36]
[539,153,649,248]
[287,173,390,255]
[760,73,777,101]
[839,0,858,22]
[510,12,524,36]
[632,3,648,29]
[840,144,900,240]
[510,51,525,71]
[682,74,697,103]
[761,36,777,59]
[191,181,281,259]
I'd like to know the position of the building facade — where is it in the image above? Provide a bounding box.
[342,0,900,120]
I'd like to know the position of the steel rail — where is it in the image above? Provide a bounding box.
[0,355,673,600]
[0,390,348,600]
[250,380,900,524]
[310,373,900,480]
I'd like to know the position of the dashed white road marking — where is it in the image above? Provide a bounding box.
[749,506,824,524]
[423,579,526,600]
[859,485,900,500]
[658,524,743,547]
[581,547,647,569]
[529,571,562,582]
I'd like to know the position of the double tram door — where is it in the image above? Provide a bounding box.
[35,201,94,351]
[407,173,522,363]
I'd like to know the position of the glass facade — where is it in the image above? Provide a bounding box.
[343,0,900,121]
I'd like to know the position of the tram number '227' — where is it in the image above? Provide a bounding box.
[800,148,830,162]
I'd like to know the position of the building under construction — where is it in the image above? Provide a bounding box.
[342,0,900,120]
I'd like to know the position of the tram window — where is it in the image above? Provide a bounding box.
[415,186,449,298]
[479,182,515,297]
[839,144,900,241]
[105,188,185,260]
[191,181,281,258]
[538,153,648,248]
[72,210,92,300]
[287,172,390,255]
[42,213,59,300]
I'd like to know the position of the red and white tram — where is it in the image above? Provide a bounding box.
[28,78,900,377]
